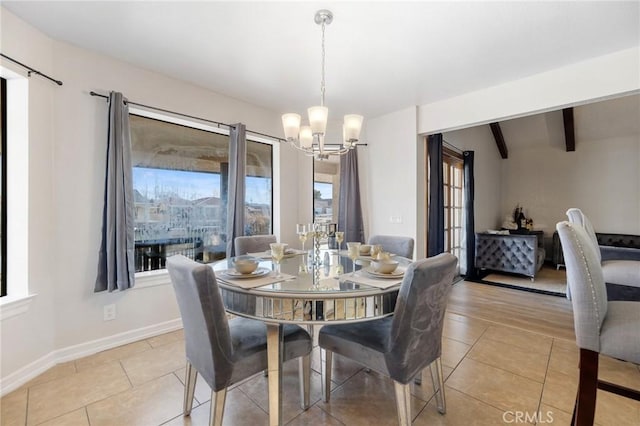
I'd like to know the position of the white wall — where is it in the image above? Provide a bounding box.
[442,126,503,234]
[444,97,640,256]
[362,107,419,250]
[1,8,303,391]
[1,7,57,388]
[418,47,640,134]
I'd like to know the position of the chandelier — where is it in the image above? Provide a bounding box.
[281,10,364,160]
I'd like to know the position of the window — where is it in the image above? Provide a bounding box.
[313,158,339,224]
[129,113,273,272]
[443,148,464,261]
[1,77,6,297]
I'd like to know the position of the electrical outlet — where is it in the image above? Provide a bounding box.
[103,304,116,321]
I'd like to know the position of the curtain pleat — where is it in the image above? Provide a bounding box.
[427,134,445,257]
[338,150,364,243]
[95,92,135,292]
[226,123,247,259]
[463,151,476,277]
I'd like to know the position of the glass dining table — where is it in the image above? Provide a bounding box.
[211,249,411,426]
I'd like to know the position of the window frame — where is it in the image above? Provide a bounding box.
[1,77,7,297]
[443,147,464,261]
[129,107,276,282]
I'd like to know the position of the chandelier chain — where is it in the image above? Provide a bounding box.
[320,19,326,107]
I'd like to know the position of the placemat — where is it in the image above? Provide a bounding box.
[216,271,296,289]
[338,270,404,289]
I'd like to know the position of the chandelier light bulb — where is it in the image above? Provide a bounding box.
[282,113,301,140]
[308,106,328,135]
[343,114,364,142]
[300,126,313,148]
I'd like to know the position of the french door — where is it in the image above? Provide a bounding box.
[443,148,464,262]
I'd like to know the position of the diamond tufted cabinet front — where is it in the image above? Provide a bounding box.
[475,232,545,280]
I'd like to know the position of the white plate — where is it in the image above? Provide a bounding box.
[221,267,271,279]
[364,267,404,279]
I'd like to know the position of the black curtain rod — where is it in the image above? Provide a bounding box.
[1,53,63,86]
[90,91,287,143]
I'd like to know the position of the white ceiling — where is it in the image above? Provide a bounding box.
[3,1,639,119]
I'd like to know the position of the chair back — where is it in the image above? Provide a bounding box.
[387,253,457,383]
[556,221,608,353]
[368,235,415,259]
[234,235,277,256]
[166,255,234,391]
[566,208,601,262]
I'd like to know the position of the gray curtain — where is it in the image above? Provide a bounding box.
[95,92,135,292]
[338,149,364,243]
[226,123,247,259]
[427,134,445,257]
[463,151,476,277]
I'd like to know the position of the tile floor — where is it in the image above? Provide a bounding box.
[2,283,639,425]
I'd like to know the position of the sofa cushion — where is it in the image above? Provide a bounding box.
[602,260,640,288]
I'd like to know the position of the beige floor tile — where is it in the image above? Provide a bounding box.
[121,340,185,386]
[481,325,553,354]
[442,316,488,345]
[446,358,543,413]
[75,341,153,371]
[413,386,512,425]
[146,329,185,348]
[173,366,213,406]
[37,408,89,426]
[286,405,345,426]
[541,368,577,413]
[538,404,572,425]
[86,374,184,426]
[318,370,427,426]
[595,389,640,426]
[0,387,28,426]
[22,362,77,388]
[238,359,326,425]
[467,337,549,383]
[409,365,454,402]
[599,355,640,392]
[547,342,579,376]
[26,361,131,426]
[163,388,269,426]
[441,338,471,369]
[552,337,577,352]
[310,347,363,385]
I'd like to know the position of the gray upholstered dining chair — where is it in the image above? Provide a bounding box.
[556,221,640,425]
[166,255,312,426]
[566,208,640,301]
[318,253,458,425]
[368,235,415,259]
[234,234,277,256]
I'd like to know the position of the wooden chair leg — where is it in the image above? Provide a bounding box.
[393,381,412,426]
[209,388,227,426]
[321,348,332,403]
[573,348,598,426]
[183,361,198,415]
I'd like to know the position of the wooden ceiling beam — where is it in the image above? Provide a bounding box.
[489,122,508,159]
[563,108,576,152]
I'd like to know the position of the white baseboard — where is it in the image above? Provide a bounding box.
[0,318,183,396]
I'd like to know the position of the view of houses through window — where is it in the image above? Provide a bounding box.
[313,158,339,225]
[130,114,273,272]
